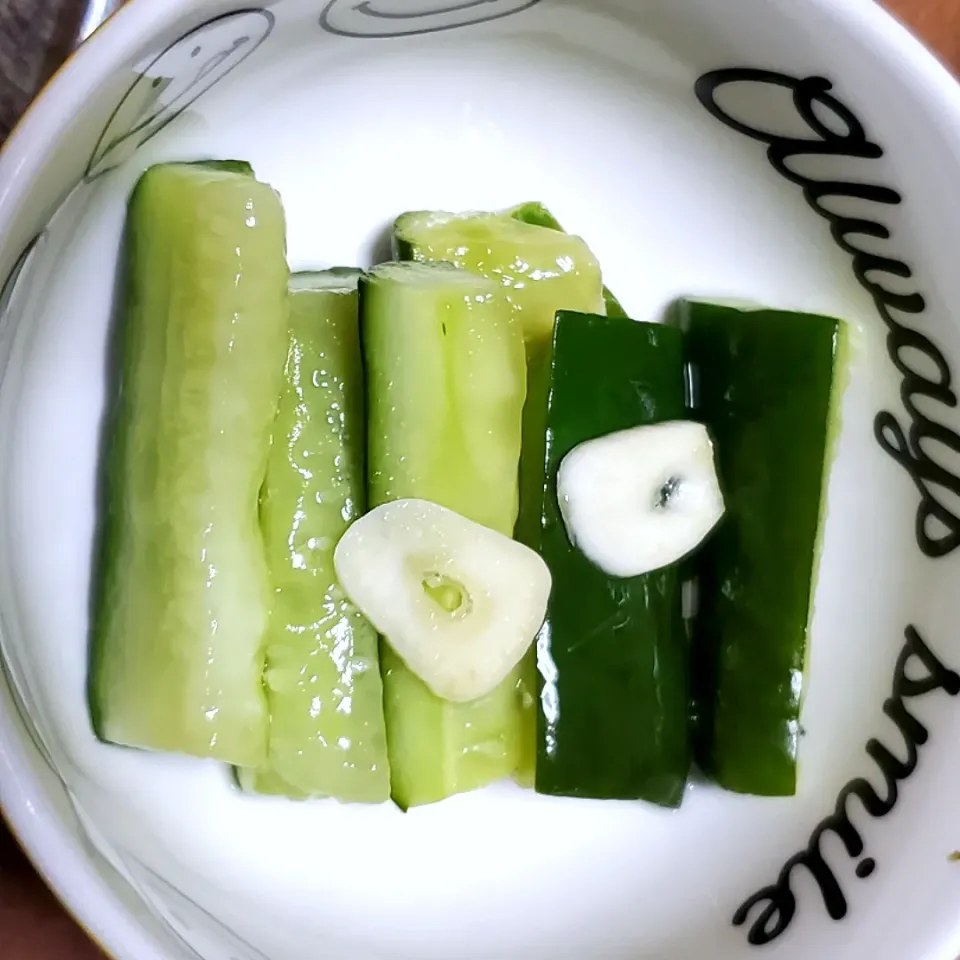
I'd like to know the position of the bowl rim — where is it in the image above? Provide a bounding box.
[2,1,960,959]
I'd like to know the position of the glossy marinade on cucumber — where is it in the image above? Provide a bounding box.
[251,269,390,803]
[671,299,846,797]
[89,161,289,767]
[518,311,693,806]
[503,201,627,319]
[392,207,606,349]
[359,261,529,809]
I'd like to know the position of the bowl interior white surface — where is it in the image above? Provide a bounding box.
[3,2,960,959]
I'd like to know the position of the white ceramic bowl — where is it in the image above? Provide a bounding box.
[4,2,960,958]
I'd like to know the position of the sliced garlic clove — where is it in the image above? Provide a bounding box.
[556,420,725,578]
[333,498,552,703]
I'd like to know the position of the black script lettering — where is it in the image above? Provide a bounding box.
[696,67,960,558]
[875,411,960,556]
[897,625,960,698]
[733,627,960,946]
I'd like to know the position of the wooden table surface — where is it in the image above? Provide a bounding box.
[0,0,957,956]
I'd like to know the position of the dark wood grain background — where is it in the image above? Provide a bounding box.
[0,0,957,957]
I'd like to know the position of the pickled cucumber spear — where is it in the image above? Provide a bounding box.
[90,161,289,766]
[359,261,530,809]
[248,270,390,803]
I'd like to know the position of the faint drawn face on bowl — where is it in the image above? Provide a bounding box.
[85,10,274,181]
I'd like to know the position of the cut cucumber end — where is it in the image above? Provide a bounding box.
[365,258,484,287]
[189,159,256,177]
[392,208,606,347]
[503,201,627,318]
[289,267,363,293]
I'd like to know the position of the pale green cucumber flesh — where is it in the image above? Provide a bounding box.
[360,260,529,807]
[90,162,289,767]
[392,210,605,350]
[503,201,627,318]
[235,765,312,801]
[361,261,526,534]
[254,271,390,803]
[381,645,528,810]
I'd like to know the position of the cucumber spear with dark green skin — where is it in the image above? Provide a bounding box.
[90,161,289,767]
[670,299,846,797]
[518,311,692,805]
[250,269,391,803]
